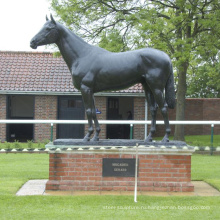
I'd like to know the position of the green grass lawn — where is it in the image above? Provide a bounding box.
[0,154,49,196]
[153,135,220,147]
[185,135,220,147]
[0,154,220,219]
[192,154,220,191]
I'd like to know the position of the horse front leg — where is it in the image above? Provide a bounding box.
[91,115,101,141]
[81,85,94,141]
[83,109,94,141]
[90,96,101,141]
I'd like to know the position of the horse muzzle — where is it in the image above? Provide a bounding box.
[30,39,38,49]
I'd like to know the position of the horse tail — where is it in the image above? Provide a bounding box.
[165,62,175,109]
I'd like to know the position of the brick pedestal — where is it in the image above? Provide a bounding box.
[45,144,194,192]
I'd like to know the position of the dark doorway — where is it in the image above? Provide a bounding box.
[107,97,133,139]
[7,95,34,142]
[58,96,85,139]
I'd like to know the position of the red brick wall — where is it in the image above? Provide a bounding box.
[133,97,145,139]
[0,95,6,142]
[144,98,220,138]
[202,99,220,135]
[46,152,194,192]
[34,95,57,142]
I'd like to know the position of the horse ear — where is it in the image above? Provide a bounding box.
[50,14,56,24]
[46,15,49,21]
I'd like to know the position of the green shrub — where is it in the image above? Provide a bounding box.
[4,141,11,149]
[13,140,21,149]
[36,140,44,149]
[27,140,34,149]
[43,139,50,145]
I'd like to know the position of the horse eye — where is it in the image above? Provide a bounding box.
[46,27,51,31]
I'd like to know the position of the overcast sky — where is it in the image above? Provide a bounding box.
[0,0,53,52]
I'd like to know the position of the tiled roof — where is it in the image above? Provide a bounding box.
[0,51,144,94]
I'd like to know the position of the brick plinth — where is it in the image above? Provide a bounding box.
[46,147,194,192]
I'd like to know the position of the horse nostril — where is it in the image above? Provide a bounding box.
[30,39,37,49]
[30,39,35,44]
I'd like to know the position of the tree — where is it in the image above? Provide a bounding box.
[187,59,220,98]
[50,0,220,140]
[187,40,220,98]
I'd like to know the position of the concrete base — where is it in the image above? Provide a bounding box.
[46,140,195,192]
[17,180,220,196]
[16,180,47,196]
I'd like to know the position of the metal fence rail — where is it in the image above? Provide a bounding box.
[0,119,220,125]
[0,119,219,143]
[0,119,219,156]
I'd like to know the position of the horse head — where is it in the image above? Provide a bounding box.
[30,14,59,49]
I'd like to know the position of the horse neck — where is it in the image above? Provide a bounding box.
[56,25,91,70]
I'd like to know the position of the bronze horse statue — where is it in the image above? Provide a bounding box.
[30,15,175,142]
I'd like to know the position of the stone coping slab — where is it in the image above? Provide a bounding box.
[53,139,187,147]
[46,139,194,155]
[46,140,194,155]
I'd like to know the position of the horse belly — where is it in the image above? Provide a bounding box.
[94,63,143,92]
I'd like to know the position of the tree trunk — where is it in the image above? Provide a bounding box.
[174,62,188,141]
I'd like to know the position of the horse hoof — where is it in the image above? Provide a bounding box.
[91,136,99,142]
[83,137,90,141]
[145,137,153,142]
[161,138,169,143]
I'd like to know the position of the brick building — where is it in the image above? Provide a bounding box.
[0,51,219,142]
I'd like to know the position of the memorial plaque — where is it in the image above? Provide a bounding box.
[102,158,136,177]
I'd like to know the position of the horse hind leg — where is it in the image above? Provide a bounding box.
[143,84,158,142]
[146,103,158,142]
[161,105,171,142]
[153,89,171,142]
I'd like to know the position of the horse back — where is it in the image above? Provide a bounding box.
[75,47,171,92]
[92,48,170,92]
